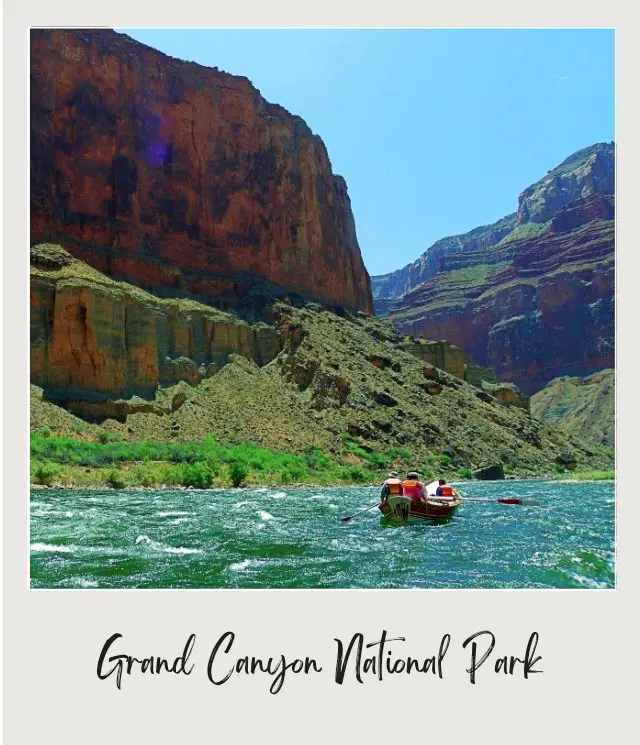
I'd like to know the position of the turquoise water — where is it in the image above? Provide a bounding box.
[30,480,615,589]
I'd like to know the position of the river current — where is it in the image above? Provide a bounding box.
[30,480,614,589]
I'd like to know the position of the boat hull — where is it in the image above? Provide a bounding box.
[379,494,461,525]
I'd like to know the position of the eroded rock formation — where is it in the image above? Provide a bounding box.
[372,144,615,394]
[30,29,373,314]
[30,244,282,413]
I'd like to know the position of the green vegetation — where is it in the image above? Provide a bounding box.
[229,462,248,488]
[339,466,368,484]
[182,463,215,489]
[32,461,59,486]
[495,221,549,247]
[30,427,611,488]
[555,470,615,481]
[438,264,494,287]
[29,433,481,489]
[106,470,127,489]
[387,446,412,462]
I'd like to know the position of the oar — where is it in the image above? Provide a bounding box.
[340,501,381,522]
[463,497,540,506]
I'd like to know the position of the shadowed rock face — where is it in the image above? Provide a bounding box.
[30,29,373,314]
[372,144,615,394]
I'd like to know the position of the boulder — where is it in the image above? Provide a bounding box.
[374,392,398,407]
[368,355,392,370]
[422,364,438,380]
[473,464,505,480]
[64,396,166,423]
[481,381,530,411]
[555,450,578,470]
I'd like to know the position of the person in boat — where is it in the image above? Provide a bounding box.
[380,471,404,501]
[402,471,427,504]
[435,479,455,499]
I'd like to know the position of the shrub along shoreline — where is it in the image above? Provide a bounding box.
[30,433,611,490]
[553,470,615,481]
[30,433,466,489]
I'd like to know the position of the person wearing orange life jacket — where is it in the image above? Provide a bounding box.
[435,479,455,499]
[402,471,427,504]
[380,472,404,501]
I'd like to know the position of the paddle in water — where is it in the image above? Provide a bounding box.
[340,494,538,522]
[464,497,540,506]
[340,502,381,522]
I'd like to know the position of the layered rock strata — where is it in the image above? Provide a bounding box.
[372,144,615,394]
[31,244,531,426]
[30,244,282,415]
[30,29,373,313]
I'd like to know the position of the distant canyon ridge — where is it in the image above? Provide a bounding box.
[372,143,614,395]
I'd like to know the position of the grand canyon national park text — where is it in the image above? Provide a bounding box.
[96,630,543,693]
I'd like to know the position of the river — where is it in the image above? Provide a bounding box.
[30,480,614,589]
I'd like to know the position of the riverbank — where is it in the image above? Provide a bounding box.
[554,470,615,482]
[31,432,612,490]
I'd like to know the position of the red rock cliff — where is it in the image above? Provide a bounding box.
[30,29,373,314]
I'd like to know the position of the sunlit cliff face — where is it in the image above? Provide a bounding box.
[30,28,373,314]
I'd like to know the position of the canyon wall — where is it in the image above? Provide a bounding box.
[372,144,615,394]
[30,244,282,414]
[30,29,373,314]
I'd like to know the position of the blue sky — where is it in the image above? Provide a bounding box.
[119,29,615,275]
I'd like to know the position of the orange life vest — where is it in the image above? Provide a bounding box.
[437,485,454,497]
[385,478,403,495]
[402,480,425,501]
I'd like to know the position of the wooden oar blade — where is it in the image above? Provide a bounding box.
[497,498,540,506]
[340,515,353,522]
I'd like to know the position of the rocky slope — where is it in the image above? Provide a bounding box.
[30,29,372,314]
[31,248,613,475]
[31,243,282,415]
[32,242,528,415]
[372,144,615,394]
[530,370,614,449]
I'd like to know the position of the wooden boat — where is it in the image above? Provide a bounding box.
[378,481,462,525]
